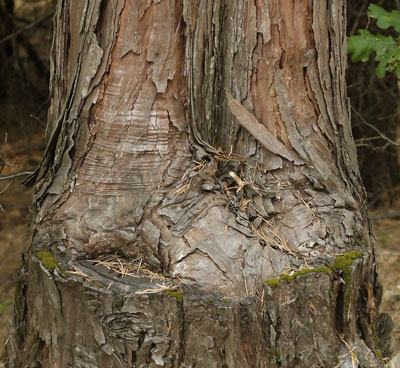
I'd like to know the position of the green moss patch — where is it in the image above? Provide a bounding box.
[266,348,281,366]
[332,251,363,285]
[370,318,384,360]
[265,277,282,289]
[265,267,333,289]
[36,251,59,272]
[112,300,124,311]
[264,252,364,290]
[332,251,364,310]
[333,251,363,266]
[91,281,105,289]
[164,290,183,303]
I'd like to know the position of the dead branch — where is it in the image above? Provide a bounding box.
[351,106,400,148]
[0,171,34,181]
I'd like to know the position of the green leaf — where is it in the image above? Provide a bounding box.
[348,30,396,61]
[348,4,400,80]
[348,30,374,62]
[348,30,400,78]
[369,4,400,32]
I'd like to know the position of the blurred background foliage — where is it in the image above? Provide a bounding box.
[0,0,54,143]
[348,0,400,208]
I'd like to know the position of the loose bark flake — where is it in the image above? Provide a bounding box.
[226,92,304,164]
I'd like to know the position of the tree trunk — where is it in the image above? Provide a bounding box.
[5,0,393,367]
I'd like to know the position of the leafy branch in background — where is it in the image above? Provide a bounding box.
[348,4,400,79]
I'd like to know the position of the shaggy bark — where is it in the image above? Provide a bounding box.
[6,0,392,367]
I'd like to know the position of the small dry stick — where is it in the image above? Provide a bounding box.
[0,171,34,181]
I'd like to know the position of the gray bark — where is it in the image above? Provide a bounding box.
[5,0,392,367]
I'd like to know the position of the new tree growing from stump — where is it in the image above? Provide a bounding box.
[5,0,393,367]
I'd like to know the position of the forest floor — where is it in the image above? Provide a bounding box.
[0,125,44,359]
[374,215,400,355]
[1,128,400,360]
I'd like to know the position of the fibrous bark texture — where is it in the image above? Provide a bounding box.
[6,0,392,367]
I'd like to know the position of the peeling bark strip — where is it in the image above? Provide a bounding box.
[226,93,304,164]
[6,1,391,367]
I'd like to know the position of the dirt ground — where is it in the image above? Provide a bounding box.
[374,215,400,354]
[0,129,400,359]
[0,126,44,358]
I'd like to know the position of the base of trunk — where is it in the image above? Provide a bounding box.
[5,251,390,367]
